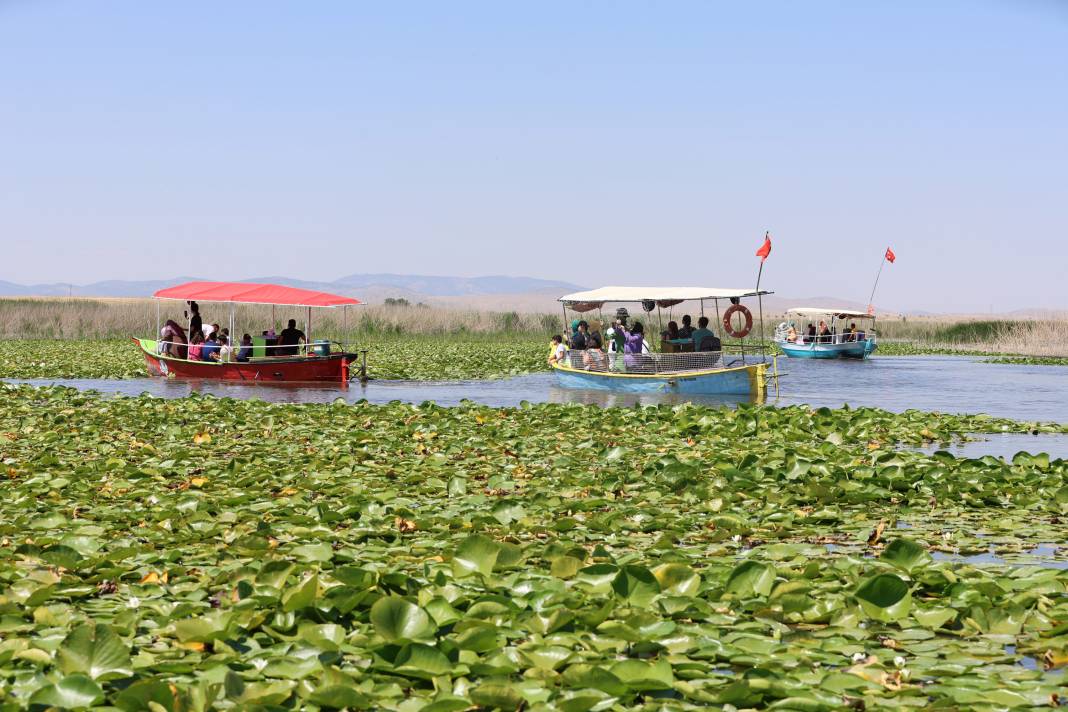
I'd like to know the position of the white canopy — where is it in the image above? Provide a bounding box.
[559,287,771,304]
[786,307,874,319]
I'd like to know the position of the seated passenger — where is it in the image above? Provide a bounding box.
[278,319,306,356]
[570,321,589,350]
[236,334,253,362]
[547,334,567,366]
[691,316,718,351]
[817,320,832,344]
[786,324,798,342]
[806,323,817,343]
[200,333,221,362]
[678,315,695,339]
[219,336,233,363]
[582,334,607,371]
[662,320,680,341]
[187,331,204,361]
[847,322,858,342]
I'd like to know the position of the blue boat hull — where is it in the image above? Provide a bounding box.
[553,362,766,396]
[779,340,875,360]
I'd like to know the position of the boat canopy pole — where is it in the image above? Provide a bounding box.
[156,301,160,339]
[307,306,312,354]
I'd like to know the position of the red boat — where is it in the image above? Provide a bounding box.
[135,281,362,383]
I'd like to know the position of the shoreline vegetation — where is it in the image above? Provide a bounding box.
[0,299,1065,381]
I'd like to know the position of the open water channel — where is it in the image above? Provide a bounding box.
[10,355,1067,456]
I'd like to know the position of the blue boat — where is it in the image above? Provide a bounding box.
[551,286,776,398]
[553,359,767,395]
[775,308,878,360]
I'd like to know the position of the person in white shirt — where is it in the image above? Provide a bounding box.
[548,334,568,367]
[218,336,233,363]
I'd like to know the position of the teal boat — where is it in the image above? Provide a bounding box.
[775,308,877,360]
[551,286,777,398]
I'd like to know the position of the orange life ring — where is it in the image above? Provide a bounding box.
[722,304,753,338]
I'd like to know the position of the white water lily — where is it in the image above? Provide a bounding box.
[126,596,141,609]
[894,655,906,668]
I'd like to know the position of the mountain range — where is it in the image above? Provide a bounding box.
[0,274,584,302]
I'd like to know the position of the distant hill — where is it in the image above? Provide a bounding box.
[0,274,584,301]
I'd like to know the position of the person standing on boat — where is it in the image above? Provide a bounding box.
[621,321,650,370]
[188,301,202,340]
[159,320,188,359]
[278,319,306,356]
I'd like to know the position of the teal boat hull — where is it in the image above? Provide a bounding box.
[779,340,875,360]
[552,363,766,396]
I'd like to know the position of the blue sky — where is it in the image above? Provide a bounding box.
[1,1,1065,311]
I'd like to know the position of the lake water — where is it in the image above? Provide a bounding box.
[7,356,1067,427]
[917,433,1068,460]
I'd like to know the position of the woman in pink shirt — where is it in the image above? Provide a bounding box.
[187,331,204,361]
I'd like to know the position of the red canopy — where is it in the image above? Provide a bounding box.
[153,281,361,308]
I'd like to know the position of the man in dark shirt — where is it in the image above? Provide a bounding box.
[277,319,306,356]
[188,302,202,338]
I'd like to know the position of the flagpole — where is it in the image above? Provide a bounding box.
[755,231,769,361]
[756,259,765,360]
[867,255,887,313]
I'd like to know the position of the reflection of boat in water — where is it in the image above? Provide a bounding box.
[134,281,363,383]
[551,286,776,397]
[775,308,877,360]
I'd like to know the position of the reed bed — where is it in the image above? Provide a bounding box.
[2,298,1065,357]
[0,298,559,340]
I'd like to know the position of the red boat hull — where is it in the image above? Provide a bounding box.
[135,339,354,383]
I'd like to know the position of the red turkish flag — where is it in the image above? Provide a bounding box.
[756,233,772,263]
[885,247,896,263]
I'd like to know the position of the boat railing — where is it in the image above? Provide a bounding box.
[564,343,766,374]
[152,338,351,360]
[776,329,877,346]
